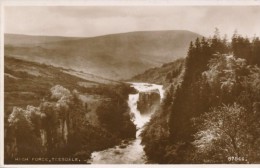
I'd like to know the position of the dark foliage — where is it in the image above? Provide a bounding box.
[5,83,136,163]
[142,29,260,163]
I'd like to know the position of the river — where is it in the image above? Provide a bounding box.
[89,82,164,164]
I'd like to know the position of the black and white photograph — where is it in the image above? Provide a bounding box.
[1,0,260,166]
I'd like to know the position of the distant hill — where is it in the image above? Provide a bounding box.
[5,30,202,80]
[5,34,82,47]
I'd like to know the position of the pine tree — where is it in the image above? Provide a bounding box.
[252,37,260,65]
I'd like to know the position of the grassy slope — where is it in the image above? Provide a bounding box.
[5,30,201,80]
[4,56,120,116]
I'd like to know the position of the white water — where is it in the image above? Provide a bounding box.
[89,82,164,164]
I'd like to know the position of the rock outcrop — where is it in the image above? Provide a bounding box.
[137,89,160,115]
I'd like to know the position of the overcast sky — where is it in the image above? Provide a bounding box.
[4,6,260,38]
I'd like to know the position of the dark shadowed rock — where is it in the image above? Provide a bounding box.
[137,89,160,115]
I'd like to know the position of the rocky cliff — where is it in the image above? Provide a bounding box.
[137,89,160,115]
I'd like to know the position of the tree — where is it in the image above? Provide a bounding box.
[40,101,59,155]
[96,101,122,132]
[162,85,174,111]
[8,107,43,157]
[202,53,249,104]
[252,37,260,65]
[193,103,259,163]
[232,33,252,62]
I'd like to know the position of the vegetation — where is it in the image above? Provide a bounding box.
[4,57,136,163]
[131,58,185,85]
[193,103,260,163]
[141,29,260,163]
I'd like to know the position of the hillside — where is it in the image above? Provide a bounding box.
[4,30,201,80]
[4,56,120,115]
[130,58,185,85]
[5,34,81,47]
[4,56,137,163]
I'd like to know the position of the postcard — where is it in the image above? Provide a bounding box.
[1,0,260,167]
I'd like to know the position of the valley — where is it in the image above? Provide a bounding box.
[4,53,167,164]
[5,30,201,80]
[4,30,260,164]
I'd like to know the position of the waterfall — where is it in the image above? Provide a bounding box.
[128,82,164,137]
[89,82,164,164]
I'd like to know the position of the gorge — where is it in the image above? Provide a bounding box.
[89,83,164,164]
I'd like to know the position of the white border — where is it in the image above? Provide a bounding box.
[1,0,260,6]
[0,1,5,167]
[1,0,260,168]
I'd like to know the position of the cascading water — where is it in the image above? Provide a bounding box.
[128,83,164,137]
[89,82,164,164]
